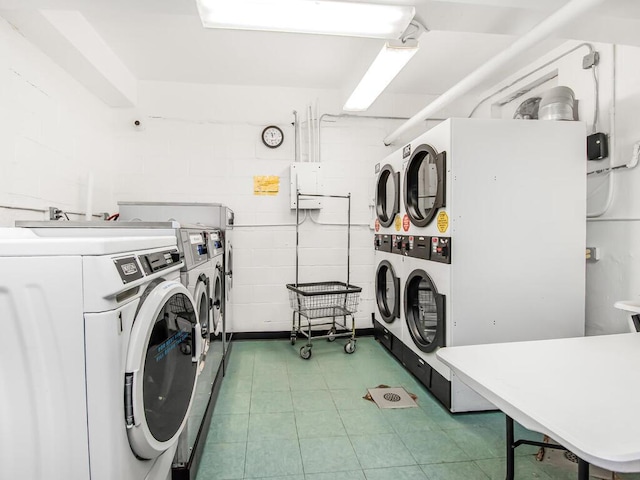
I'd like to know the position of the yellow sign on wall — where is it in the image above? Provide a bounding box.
[253,176,280,196]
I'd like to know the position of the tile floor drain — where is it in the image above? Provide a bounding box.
[367,387,418,409]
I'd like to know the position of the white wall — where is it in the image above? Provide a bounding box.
[0,16,117,225]
[472,40,640,335]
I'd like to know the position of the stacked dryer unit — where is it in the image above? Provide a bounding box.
[373,144,406,359]
[376,118,587,412]
[0,228,200,480]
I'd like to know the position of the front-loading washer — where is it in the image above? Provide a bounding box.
[117,202,235,338]
[0,228,200,480]
[17,220,225,479]
[386,118,587,412]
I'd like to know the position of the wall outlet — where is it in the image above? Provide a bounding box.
[586,247,600,262]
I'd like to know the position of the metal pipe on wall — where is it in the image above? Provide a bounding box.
[383,0,607,145]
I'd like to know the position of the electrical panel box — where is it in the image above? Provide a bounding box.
[290,163,323,210]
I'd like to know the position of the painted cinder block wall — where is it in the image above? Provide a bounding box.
[0,17,117,226]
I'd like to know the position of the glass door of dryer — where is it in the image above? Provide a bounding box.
[404,145,446,227]
[376,164,400,228]
[404,269,445,353]
[375,260,400,323]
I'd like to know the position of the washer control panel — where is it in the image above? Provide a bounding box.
[139,249,181,276]
[429,236,451,264]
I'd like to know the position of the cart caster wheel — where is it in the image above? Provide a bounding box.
[344,341,356,354]
[327,327,336,342]
[300,346,312,360]
[180,343,192,355]
[290,335,297,345]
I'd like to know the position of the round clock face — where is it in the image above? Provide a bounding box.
[262,126,284,148]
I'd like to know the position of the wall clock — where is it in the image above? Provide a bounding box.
[262,125,284,148]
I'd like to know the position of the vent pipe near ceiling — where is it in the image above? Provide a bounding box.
[383,0,606,146]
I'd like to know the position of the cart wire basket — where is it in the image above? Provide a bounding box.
[287,282,361,319]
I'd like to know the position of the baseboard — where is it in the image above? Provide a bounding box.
[232,328,375,341]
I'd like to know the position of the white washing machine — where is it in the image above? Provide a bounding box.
[17,220,225,478]
[0,228,200,480]
[117,202,235,335]
[386,118,587,412]
[373,233,405,360]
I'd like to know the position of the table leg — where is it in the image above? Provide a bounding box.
[578,458,589,480]
[506,415,515,480]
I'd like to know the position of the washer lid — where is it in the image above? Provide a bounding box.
[124,280,200,459]
[0,228,176,256]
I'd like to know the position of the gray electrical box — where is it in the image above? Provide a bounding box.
[290,163,323,209]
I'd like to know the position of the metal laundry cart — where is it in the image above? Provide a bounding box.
[286,191,362,360]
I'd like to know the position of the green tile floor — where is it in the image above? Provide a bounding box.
[196,337,640,480]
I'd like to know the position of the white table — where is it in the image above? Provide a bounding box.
[437,333,640,479]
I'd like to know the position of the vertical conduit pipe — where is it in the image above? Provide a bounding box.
[383,0,607,146]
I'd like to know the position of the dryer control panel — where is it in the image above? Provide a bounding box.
[375,234,451,264]
[374,234,392,253]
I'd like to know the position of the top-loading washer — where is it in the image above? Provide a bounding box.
[0,228,200,480]
[386,118,587,412]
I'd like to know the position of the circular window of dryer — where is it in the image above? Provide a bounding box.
[404,144,446,227]
[375,260,400,323]
[375,164,400,228]
[124,280,200,460]
[404,269,445,353]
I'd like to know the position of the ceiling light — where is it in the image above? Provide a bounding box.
[343,39,419,112]
[196,0,415,39]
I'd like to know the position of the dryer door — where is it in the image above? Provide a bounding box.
[124,280,201,460]
[375,164,400,228]
[404,145,446,228]
[375,260,400,323]
[404,269,445,353]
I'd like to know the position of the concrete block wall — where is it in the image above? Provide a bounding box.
[0,17,117,226]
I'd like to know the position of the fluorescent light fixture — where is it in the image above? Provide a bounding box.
[196,0,415,39]
[343,39,419,111]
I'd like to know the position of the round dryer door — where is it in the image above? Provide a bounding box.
[404,144,446,228]
[404,269,445,353]
[124,280,201,460]
[376,164,400,228]
[212,262,223,336]
[375,260,400,323]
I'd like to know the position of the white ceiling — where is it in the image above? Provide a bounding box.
[2,0,640,101]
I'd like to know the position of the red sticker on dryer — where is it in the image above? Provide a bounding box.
[402,214,410,232]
